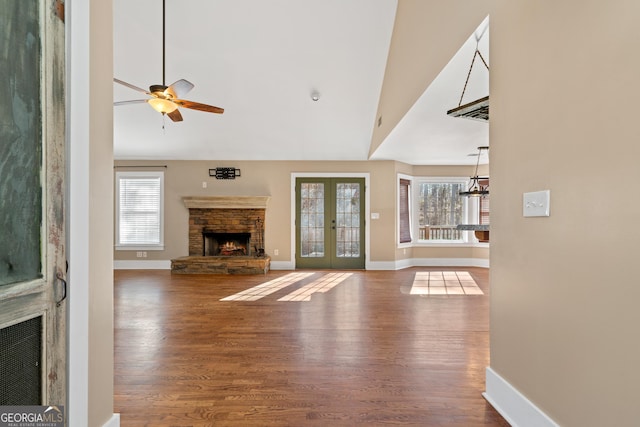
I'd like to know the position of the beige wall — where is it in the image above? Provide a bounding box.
[89,0,115,425]
[380,1,639,424]
[114,160,485,266]
[490,1,640,425]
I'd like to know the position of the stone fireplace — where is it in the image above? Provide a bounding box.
[171,196,271,274]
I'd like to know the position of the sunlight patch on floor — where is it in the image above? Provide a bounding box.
[220,272,315,301]
[411,271,484,296]
[278,272,353,301]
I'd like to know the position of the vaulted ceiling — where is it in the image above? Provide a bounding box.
[113,0,490,165]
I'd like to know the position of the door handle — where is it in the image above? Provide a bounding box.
[56,271,67,307]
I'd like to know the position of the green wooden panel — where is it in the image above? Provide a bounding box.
[0,2,43,286]
[296,178,365,269]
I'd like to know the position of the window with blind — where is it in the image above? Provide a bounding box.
[398,176,487,245]
[398,178,412,243]
[115,171,164,250]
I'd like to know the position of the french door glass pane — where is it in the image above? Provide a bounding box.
[335,183,360,258]
[300,183,325,257]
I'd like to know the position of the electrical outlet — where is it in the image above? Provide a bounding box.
[142,251,147,258]
[202,181,207,188]
[136,251,143,258]
[523,190,550,217]
[273,249,279,256]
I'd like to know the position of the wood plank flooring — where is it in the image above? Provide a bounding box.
[114,268,508,426]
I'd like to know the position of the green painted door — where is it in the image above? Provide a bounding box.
[296,178,365,269]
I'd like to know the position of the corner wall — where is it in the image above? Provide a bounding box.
[489,1,640,425]
[68,0,116,425]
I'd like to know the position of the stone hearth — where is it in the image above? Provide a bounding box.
[171,255,270,275]
[171,196,270,275]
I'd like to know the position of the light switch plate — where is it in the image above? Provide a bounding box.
[523,190,550,217]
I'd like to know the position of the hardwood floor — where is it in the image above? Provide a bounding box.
[114,268,508,426]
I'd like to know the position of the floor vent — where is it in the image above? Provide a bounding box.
[0,316,42,405]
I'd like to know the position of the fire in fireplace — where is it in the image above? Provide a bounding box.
[203,232,251,257]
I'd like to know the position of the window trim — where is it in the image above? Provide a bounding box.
[115,171,165,251]
[397,174,413,247]
[414,176,469,244]
[398,177,412,244]
[398,174,487,247]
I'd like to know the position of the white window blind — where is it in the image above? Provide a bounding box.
[116,171,164,249]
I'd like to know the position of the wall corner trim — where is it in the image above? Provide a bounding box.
[483,367,559,427]
[102,414,120,427]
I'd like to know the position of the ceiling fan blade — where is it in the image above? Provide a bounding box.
[167,109,183,122]
[113,78,150,94]
[173,99,224,114]
[114,99,148,106]
[165,79,194,99]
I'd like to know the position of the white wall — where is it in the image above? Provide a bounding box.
[68,0,117,425]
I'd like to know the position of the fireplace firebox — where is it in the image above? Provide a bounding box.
[203,231,251,257]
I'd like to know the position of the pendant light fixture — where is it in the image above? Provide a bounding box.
[460,146,489,197]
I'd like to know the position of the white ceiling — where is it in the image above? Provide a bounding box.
[370,16,489,165]
[113,1,489,165]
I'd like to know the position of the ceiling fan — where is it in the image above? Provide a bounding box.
[113,0,224,122]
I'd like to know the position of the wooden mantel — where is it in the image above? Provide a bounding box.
[182,196,270,210]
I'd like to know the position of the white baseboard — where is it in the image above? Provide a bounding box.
[483,367,558,427]
[102,413,120,427]
[112,258,488,271]
[368,258,489,270]
[412,257,490,268]
[113,260,171,270]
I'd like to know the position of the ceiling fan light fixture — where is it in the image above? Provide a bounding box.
[148,98,178,114]
[149,84,170,98]
[112,0,223,122]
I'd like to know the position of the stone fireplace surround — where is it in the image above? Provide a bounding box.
[171,196,271,274]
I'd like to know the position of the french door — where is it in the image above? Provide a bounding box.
[295,178,365,269]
